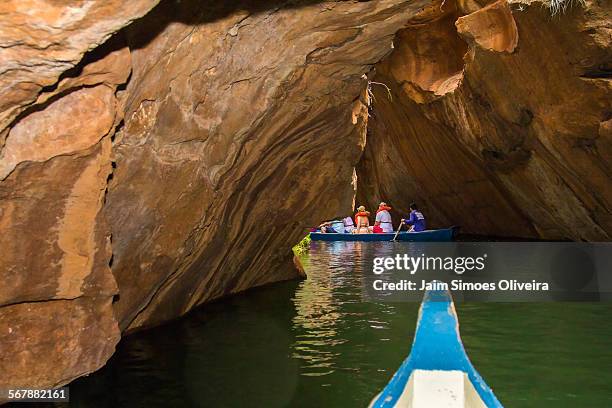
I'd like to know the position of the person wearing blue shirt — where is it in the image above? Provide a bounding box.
[402,202,426,232]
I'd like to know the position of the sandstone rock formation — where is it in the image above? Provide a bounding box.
[0,0,161,137]
[0,0,432,390]
[358,0,611,240]
[0,0,610,392]
[108,0,444,331]
[0,0,160,390]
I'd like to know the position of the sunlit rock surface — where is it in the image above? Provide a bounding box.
[0,0,610,391]
[0,0,158,390]
[357,0,611,240]
[108,0,437,331]
[0,16,151,389]
[0,0,161,137]
[0,0,431,389]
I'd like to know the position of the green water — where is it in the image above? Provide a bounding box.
[71,242,612,407]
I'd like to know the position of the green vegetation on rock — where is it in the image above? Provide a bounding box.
[292,234,311,256]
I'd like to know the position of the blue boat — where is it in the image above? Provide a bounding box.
[370,287,503,407]
[310,227,456,242]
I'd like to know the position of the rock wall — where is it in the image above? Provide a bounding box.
[357,0,611,240]
[0,0,610,391]
[107,0,430,331]
[0,0,160,389]
[0,0,433,389]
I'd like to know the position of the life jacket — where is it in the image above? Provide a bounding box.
[376,205,392,214]
[354,211,370,225]
[372,225,383,233]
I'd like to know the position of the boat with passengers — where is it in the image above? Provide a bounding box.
[310,227,457,242]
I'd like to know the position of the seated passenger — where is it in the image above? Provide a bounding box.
[402,202,426,232]
[374,201,393,233]
[318,220,337,233]
[330,219,345,234]
[354,206,371,234]
[343,216,355,233]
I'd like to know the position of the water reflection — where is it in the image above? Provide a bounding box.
[291,242,407,378]
[69,241,612,408]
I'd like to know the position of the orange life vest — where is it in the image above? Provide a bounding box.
[377,205,392,214]
[355,211,370,226]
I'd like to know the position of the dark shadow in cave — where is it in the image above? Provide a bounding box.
[126,0,331,51]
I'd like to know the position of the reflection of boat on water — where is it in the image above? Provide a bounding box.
[370,287,502,408]
[310,228,456,242]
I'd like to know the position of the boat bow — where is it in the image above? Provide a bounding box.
[370,286,503,407]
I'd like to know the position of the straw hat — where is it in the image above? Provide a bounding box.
[357,205,366,212]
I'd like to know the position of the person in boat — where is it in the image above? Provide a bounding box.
[318,220,339,233]
[401,202,426,232]
[374,202,393,233]
[354,206,371,234]
[342,216,355,233]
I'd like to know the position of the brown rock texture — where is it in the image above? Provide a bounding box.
[0,0,434,390]
[0,0,610,392]
[456,0,518,53]
[108,0,432,331]
[0,0,160,390]
[0,0,161,137]
[0,298,118,390]
[357,0,612,240]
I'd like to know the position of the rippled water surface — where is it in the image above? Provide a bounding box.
[71,242,612,407]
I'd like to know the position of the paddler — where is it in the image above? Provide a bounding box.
[374,202,393,233]
[401,202,426,232]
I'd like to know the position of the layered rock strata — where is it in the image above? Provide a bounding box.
[0,0,161,388]
[0,0,610,392]
[357,0,611,240]
[0,0,433,389]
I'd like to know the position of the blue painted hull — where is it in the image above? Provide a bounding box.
[371,287,503,407]
[310,228,455,242]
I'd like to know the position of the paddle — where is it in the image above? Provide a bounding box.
[392,220,404,241]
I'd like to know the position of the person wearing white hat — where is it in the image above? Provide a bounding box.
[375,202,394,233]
